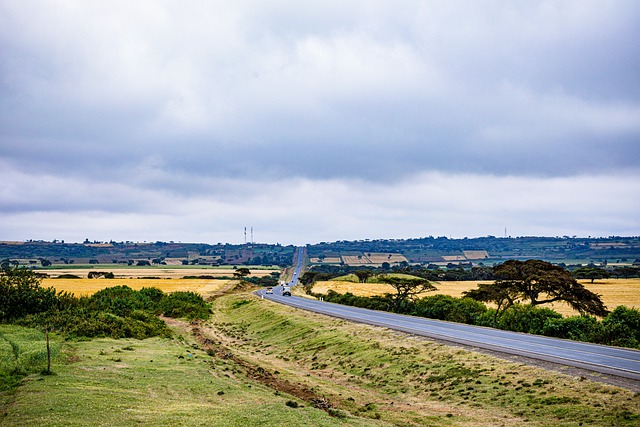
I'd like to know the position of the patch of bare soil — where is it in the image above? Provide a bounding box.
[162,317,338,413]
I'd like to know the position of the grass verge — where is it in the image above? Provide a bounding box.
[0,327,381,426]
[0,325,59,393]
[206,292,640,426]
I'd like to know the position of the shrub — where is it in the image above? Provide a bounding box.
[413,295,487,324]
[87,286,143,316]
[599,306,640,348]
[55,274,81,279]
[17,309,171,340]
[87,286,165,316]
[0,267,60,322]
[161,291,210,320]
[497,304,562,335]
[541,315,602,342]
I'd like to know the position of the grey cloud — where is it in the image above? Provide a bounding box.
[1,171,638,245]
[1,1,639,242]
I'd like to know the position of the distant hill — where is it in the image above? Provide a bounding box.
[2,236,639,268]
[0,241,295,267]
[305,236,640,267]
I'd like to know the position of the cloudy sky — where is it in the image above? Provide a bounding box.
[1,1,639,246]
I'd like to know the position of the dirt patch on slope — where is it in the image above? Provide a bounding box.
[163,317,337,413]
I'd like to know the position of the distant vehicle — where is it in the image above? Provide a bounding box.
[282,286,291,296]
[266,287,273,294]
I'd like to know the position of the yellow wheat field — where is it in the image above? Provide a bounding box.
[309,257,342,264]
[340,253,408,266]
[38,267,278,279]
[43,278,234,298]
[313,278,640,317]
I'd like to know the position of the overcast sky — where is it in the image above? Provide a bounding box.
[1,1,639,246]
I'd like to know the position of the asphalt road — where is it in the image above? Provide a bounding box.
[261,248,640,381]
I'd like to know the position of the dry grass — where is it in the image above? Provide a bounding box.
[43,278,233,298]
[341,252,408,266]
[313,278,640,316]
[463,250,489,260]
[38,267,278,279]
[309,257,342,264]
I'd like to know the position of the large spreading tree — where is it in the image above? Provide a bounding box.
[379,275,437,312]
[463,260,608,317]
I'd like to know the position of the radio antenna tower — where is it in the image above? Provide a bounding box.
[251,227,254,244]
[244,227,247,244]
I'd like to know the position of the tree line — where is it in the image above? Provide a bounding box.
[302,260,640,349]
[307,262,640,284]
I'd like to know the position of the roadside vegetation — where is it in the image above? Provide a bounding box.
[3,287,640,426]
[0,266,210,397]
[207,293,640,426]
[2,333,374,427]
[303,260,640,349]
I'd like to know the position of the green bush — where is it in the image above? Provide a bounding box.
[87,285,146,316]
[541,315,602,342]
[161,291,210,321]
[599,306,640,348]
[321,290,393,312]
[413,295,488,324]
[0,267,61,322]
[496,304,562,335]
[17,309,171,340]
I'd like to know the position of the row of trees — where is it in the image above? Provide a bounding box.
[304,260,640,349]
[308,262,640,284]
[319,291,640,348]
[305,260,609,317]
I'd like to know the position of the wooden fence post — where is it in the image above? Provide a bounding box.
[46,328,51,374]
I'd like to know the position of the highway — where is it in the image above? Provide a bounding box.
[260,247,640,382]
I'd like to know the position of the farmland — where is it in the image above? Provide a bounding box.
[37,266,281,297]
[339,252,409,266]
[42,278,233,298]
[4,236,640,270]
[38,266,278,279]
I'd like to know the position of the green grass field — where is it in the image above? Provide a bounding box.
[0,325,60,392]
[0,327,379,427]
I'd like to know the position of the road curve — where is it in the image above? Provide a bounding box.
[261,247,640,381]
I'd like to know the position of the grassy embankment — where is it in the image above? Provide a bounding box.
[4,287,639,426]
[205,293,640,426]
[1,327,369,427]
